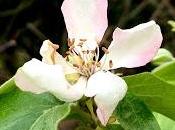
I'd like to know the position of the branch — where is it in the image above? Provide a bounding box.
[0,0,34,17]
[118,0,149,27]
[0,40,16,53]
[150,0,166,20]
[26,23,47,41]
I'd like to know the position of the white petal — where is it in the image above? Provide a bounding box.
[40,40,77,74]
[61,0,108,42]
[74,38,98,52]
[101,21,163,70]
[55,53,78,74]
[54,76,87,102]
[40,40,59,65]
[85,71,127,126]
[15,59,87,102]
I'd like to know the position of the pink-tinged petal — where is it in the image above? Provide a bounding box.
[101,21,163,70]
[15,59,87,102]
[40,40,77,74]
[61,0,108,42]
[85,71,127,126]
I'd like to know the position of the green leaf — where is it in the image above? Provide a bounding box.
[29,104,71,130]
[154,112,175,130]
[105,125,124,130]
[151,48,174,66]
[114,93,160,130]
[0,77,16,95]
[124,72,175,121]
[168,20,175,32]
[153,61,175,86]
[0,79,71,130]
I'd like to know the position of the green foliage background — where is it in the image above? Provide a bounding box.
[0,0,175,83]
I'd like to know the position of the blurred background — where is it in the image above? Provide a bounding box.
[0,0,175,84]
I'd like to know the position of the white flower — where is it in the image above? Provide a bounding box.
[14,0,162,126]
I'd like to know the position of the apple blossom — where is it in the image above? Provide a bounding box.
[14,0,162,126]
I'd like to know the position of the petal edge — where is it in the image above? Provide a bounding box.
[85,71,127,125]
[101,21,163,70]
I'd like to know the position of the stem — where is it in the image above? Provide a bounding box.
[86,99,98,126]
[96,126,104,130]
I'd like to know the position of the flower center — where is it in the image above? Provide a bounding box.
[66,38,112,77]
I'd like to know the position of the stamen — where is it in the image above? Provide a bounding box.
[82,50,86,54]
[91,50,96,55]
[100,54,107,70]
[80,39,87,42]
[65,51,71,56]
[84,67,91,77]
[102,47,109,54]
[72,38,75,44]
[96,62,101,67]
[73,64,80,68]
[73,47,81,56]
[69,45,75,51]
[66,38,107,77]
[109,60,113,68]
[81,51,87,63]
[95,45,100,62]
[72,50,78,56]
[68,38,73,47]
[78,42,84,47]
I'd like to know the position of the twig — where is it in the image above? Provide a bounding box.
[101,26,115,47]
[151,0,166,20]
[3,16,17,38]
[26,23,47,41]
[0,0,35,17]
[163,0,175,18]
[0,40,16,53]
[117,0,131,27]
[118,0,149,27]
[150,0,175,20]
